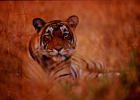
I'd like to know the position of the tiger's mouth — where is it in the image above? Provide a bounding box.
[41,48,74,62]
[49,53,71,62]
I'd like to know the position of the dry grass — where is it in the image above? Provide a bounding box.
[0,0,140,100]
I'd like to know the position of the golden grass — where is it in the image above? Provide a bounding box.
[0,1,140,100]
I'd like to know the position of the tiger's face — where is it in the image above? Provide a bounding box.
[32,16,79,62]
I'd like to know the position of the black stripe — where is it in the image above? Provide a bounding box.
[54,67,65,75]
[42,55,51,60]
[29,41,41,64]
[64,56,71,61]
[55,73,72,80]
[53,62,71,76]
[40,35,42,46]
[59,73,71,78]
[71,66,78,79]
[29,41,36,60]
[81,58,89,70]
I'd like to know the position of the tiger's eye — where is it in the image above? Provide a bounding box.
[63,33,72,40]
[63,28,67,32]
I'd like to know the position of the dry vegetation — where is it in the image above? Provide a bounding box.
[0,1,140,100]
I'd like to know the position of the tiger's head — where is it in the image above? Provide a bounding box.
[31,15,79,63]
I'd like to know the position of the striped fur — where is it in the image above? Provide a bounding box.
[28,15,120,82]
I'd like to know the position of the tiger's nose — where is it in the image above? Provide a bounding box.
[54,46,63,52]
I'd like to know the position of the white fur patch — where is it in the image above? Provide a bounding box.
[60,25,69,34]
[45,26,53,34]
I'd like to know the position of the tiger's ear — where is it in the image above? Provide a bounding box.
[66,15,79,30]
[33,18,46,33]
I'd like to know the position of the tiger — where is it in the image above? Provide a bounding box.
[28,15,120,82]
[28,15,79,81]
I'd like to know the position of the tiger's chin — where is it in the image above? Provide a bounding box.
[52,55,66,62]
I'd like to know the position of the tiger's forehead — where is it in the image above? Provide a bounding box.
[49,20,63,27]
[43,21,69,32]
[47,20,67,29]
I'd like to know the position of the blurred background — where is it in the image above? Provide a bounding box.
[0,0,140,100]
